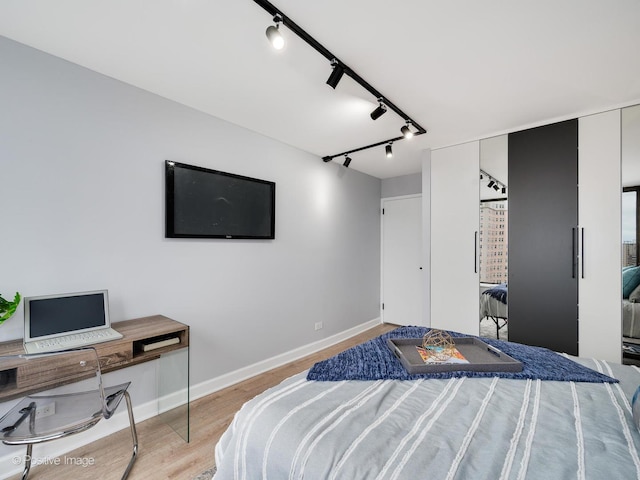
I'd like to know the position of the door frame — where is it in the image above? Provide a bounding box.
[380,194,423,325]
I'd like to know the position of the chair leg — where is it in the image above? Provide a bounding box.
[121,391,138,480]
[16,394,137,480]
[21,443,33,480]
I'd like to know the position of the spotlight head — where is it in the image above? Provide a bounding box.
[326,59,344,89]
[370,100,387,120]
[487,180,495,188]
[265,15,284,50]
[400,124,414,139]
[322,156,332,163]
[493,183,500,191]
[385,143,393,158]
[343,156,352,168]
[502,186,507,194]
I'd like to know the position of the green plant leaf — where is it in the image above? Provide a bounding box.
[0,292,21,325]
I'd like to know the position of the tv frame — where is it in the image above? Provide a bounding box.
[165,160,276,240]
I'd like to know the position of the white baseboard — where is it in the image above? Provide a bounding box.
[189,317,381,401]
[0,317,381,479]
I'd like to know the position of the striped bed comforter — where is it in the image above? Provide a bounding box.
[214,357,640,480]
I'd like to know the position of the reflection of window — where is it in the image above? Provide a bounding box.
[623,188,639,267]
[479,200,508,283]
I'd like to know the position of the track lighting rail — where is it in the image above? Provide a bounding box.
[480,169,507,193]
[322,135,405,162]
[254,0,427,163]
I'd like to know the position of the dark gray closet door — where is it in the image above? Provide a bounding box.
[508,119,578,355]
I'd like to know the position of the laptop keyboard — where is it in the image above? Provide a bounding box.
[31,329,122,353]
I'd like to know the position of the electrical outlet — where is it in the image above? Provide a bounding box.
[35,402,55,419]
[314,321,323,331]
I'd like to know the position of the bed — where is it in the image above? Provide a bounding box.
[623,300,640,362]
[480,283,508,339]
[214,327,640,480]
[623,267,640,359]
[624,300,640,337]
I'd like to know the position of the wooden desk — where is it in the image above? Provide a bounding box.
[0,315,189,400]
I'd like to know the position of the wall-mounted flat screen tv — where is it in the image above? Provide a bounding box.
[165,160,276,239]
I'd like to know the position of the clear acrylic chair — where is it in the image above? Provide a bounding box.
[0,347,138,479]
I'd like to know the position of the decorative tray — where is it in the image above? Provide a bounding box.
[387,337,523,374]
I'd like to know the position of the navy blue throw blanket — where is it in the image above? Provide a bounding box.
[307,326,617,383]
[483,283,507,303]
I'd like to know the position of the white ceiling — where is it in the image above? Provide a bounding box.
[1,0,640,179]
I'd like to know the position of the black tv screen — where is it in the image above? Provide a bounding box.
[165,160,275,239]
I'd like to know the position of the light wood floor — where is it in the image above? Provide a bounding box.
[9,323,397,480]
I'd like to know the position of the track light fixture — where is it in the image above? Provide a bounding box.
[343,155,352,168]
[370,99,387,121]
[265,14,284,50]
[400,121,414,139]
[480,169,507,196]
[254,0,427,164]
[326,59,344,89]
[385,143,393,158]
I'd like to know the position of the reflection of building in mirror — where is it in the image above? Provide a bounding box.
[479,200,508,283]
[623,243,637,267]
[623,189,638,267]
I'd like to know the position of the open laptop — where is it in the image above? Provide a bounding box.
[23,290,123,354]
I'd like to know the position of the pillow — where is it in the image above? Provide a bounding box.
[633,386,640,431]
[623,266,640,299]
[631,284,640,303]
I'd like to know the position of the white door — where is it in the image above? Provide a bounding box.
[430,141,480,335]
[381,195,422,325]
[578,110,621,362]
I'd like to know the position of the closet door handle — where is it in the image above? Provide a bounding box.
[572,227,578,279]
[581,228,585,279]
[474,231,478,274]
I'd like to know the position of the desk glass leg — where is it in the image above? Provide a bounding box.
[157,348,190,442]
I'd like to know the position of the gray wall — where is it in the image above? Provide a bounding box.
[0,37,381,390]
[381,173,422,198]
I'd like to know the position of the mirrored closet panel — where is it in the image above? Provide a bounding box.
[479,135,508,340]
[622,104,640,365]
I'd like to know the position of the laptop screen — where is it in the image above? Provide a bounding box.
[24,290,110,340]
